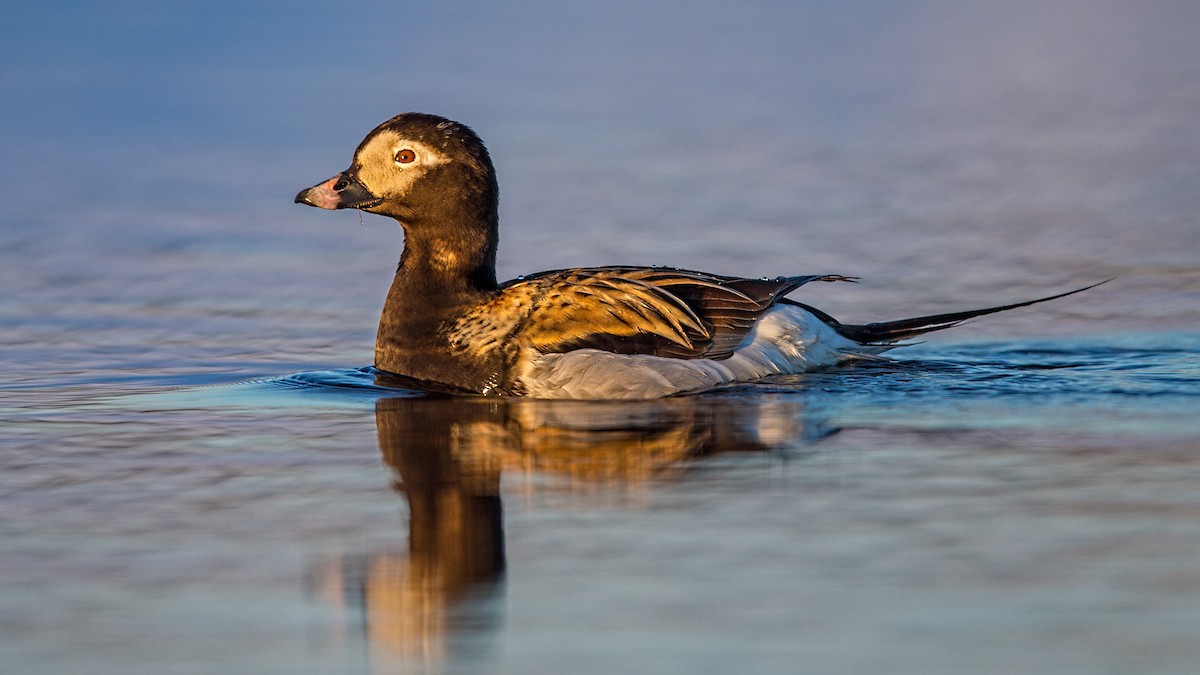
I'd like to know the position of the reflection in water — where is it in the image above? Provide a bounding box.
[311,394,818,672]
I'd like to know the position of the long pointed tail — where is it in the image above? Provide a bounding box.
[788,279,1111,345]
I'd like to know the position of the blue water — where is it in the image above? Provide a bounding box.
[3,2,1200,674]
[116,335,1200,432]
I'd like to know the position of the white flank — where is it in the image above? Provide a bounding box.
[518,304,889,399]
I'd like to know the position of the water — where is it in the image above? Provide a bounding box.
[3,2,1200,673]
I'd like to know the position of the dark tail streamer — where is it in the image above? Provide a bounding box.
[787,279,1113,345]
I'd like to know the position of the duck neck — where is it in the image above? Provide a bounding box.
[375,213,502,386]
[386,175,501,298]
[392,231,498,297]
[374,176,505,387]
[380,207,500,334]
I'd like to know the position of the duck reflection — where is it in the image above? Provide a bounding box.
[312,393,824,672]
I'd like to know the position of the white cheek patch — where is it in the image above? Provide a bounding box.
[354,133,451,197]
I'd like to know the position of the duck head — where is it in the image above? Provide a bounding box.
[295,112,499,231]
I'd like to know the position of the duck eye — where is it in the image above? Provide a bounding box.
[394,149,417,164]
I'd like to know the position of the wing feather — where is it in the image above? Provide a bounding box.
[453,266,855,360]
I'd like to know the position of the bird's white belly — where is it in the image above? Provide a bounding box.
[517,305,879,399]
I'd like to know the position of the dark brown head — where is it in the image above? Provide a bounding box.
[296,113,500,288]
[296,113,498,227]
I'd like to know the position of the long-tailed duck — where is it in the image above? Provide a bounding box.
[296,113,1101,399]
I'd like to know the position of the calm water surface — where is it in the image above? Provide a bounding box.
[3,2,1200,674]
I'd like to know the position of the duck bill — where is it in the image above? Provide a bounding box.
[294,171,383,211]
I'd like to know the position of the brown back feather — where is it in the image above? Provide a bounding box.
[497,267,854,360]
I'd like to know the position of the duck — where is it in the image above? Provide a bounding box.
[295,112,1102,399]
